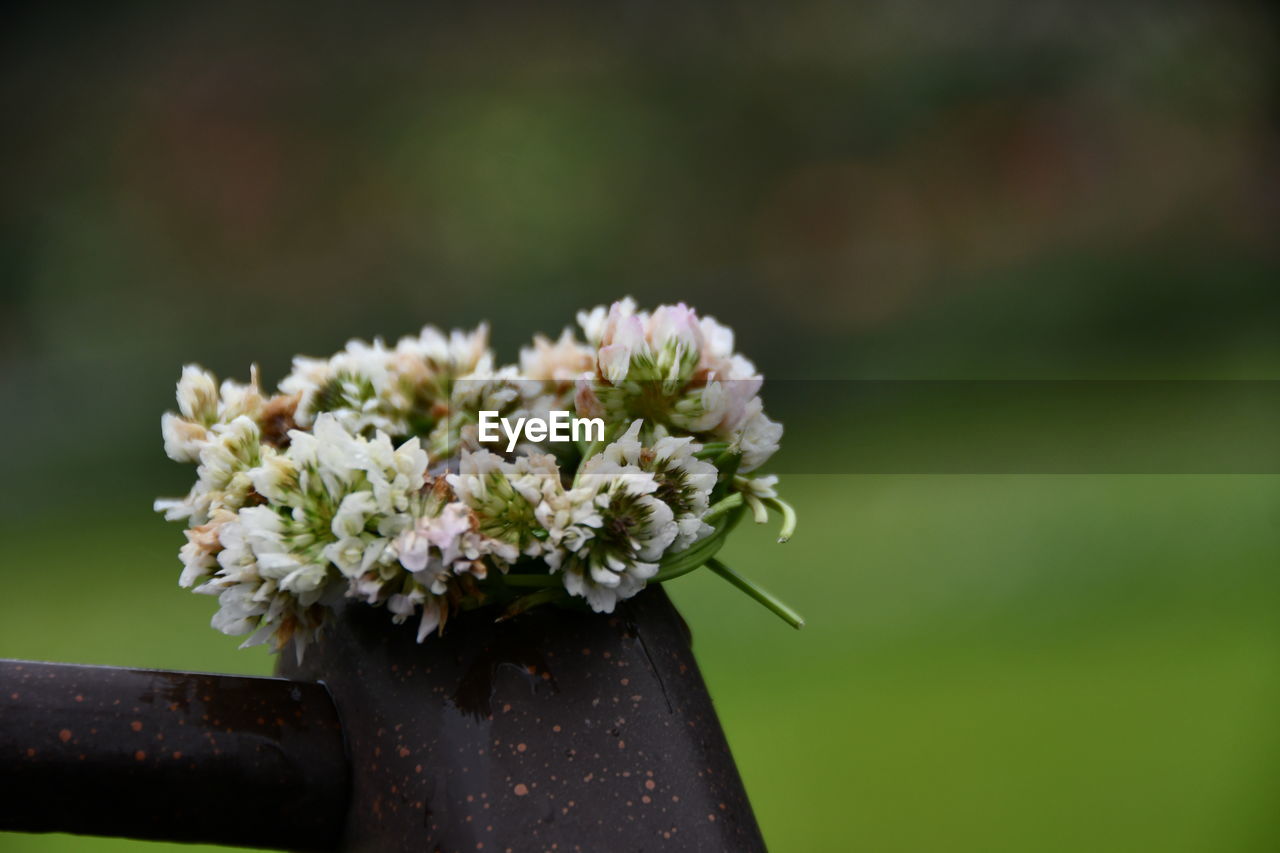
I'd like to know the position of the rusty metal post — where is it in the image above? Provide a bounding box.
[278,585,767,852]
[0,660,348,850]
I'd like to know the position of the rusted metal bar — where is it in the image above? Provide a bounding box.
[279,585,767,852]
[0,660,348,850]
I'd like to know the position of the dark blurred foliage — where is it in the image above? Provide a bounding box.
[4,2,1277,515]
[5,2,1277,517]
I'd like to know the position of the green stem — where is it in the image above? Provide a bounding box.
[763,496,797,543]
[743,492,769,524]
[497,586,568,621]
[694,441,730,460]
[706,557,805,629]
[703,492,743,522]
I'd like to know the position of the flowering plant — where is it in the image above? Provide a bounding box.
[156,299,800,659]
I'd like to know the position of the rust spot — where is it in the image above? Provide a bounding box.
[516,743,527,753]
[513,783,529,796]
[130,721,143,732]
[58,729,72,743]
[134,750,146,761]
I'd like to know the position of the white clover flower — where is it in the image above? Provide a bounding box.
[549,461,676,613]
[726,397,783,473]
[177,508,236,588]
[194,514,330,661]
[281,324,494,440]
[161,365,268,463]
[427,366,524,461]
[197,416,263,498]
[187,413,430,652]
[393,323,493,379]
[385,485,520,642]
[572,299,781,471]
[280,339,403,435]
[393,484,511,581]
[735,473,779,500]
[156,415,265,525]
[386,579,443,642]
[446,449,552,559]
[580,300,701,389]
[519,328,596,383]
[176,365,220,425]
[534,482,602,560]
[162,413,209,464]
[586,420,718,551]
[576,297,636,346]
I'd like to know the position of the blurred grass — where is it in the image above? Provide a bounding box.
[679,474,1280,852]
[3,472,1276,852]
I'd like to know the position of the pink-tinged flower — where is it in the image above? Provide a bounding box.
[570,299,780,470]
[647,303,701,357]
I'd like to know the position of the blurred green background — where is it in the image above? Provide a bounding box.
[2,2,1277,851]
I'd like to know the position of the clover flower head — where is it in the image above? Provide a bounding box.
[280,338,403,436]
[551,461,677,613]
[446,449,553,559]
[428,366,525,460]
[394,322,494,379]
[519,328,595,383]
[586,420,717,552]
[571,298,781,470]
[162,364,268,463]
